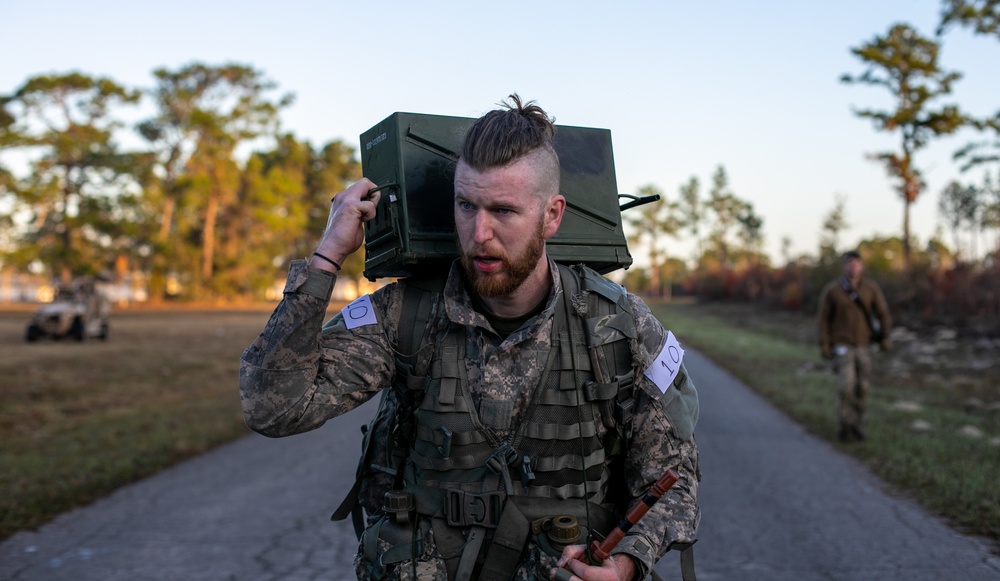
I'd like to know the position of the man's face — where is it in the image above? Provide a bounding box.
[454,157,564,298]
[843,257,863,280]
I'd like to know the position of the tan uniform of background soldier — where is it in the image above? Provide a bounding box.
[817,250,892,442]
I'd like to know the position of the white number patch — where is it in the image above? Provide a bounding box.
[644,331,685,394]
[341,295,377,329]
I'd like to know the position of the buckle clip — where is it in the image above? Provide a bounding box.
[520,454,535,487]
[486,442,518,475]
[437,426,453,459]
[444,490,504,528]
[614,371,636,438]
[615,397,636,440]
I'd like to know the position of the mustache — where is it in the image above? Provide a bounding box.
[467,244,510,263]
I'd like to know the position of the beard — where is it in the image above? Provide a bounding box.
[459,221,546,298]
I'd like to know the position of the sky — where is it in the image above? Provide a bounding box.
[3,0,999,264]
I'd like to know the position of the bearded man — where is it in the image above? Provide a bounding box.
[240,95,700,581]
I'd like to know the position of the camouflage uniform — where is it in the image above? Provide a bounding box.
[240,258,700,580]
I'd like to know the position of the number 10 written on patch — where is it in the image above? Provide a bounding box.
[644,331,685,394]
[341,295,378,329]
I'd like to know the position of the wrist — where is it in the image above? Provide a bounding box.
[612,553,639,581]
[309,255,339,272]
[309,250,346,273]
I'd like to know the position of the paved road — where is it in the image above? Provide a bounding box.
[671,351,999,581]
[2,349,998,581]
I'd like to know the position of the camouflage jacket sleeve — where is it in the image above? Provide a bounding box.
[239,259,401,437]
[609,294,701,579]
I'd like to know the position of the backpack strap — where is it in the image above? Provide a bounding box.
[839,276,881,342]
[331,271,447,538]
[559,264,638,442]
[395,272,448,388]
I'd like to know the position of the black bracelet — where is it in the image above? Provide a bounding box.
[311,252,342,271]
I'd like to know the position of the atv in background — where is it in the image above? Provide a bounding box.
[25,279,111,342]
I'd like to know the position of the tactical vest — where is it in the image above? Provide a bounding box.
[334,263,695,580]
[404,267,631,502]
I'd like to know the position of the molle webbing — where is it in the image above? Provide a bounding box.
[405,265,635,506]
[409,324,498,488]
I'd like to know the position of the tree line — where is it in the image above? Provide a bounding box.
[837,1,1000,271]
[624,2,1000,296]
[0,64,360,301]
[2,2,998,306]
[620,2,1000,324]
[624,165,764,298]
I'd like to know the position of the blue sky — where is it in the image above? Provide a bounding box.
[4,1,999,263]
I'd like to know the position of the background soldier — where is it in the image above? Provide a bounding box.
[239,96,700,580]
[818,250,892,442]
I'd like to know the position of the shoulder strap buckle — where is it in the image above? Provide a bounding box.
[608,370,636,439]
[444,489,505,528]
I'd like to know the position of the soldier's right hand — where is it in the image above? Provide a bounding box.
[310,178,381,273]
[552,545,636,581]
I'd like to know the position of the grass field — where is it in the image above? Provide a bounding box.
[0,307,277,541]
[654,301,1000,546]
[2,300,998,550]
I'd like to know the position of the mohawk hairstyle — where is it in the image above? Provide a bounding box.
[460,94,558,171]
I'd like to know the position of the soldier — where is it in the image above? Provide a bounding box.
[240,95,700,581]
[818,250,892,442]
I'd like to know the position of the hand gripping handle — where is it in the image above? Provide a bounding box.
[554,468,679,580]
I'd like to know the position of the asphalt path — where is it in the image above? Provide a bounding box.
[2,348,998,581]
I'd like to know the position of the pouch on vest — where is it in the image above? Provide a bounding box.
[356,515,446,581]
[331,386,407,534]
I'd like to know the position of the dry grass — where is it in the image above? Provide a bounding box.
[0,306,281,540]
[4,300,997,547]
[654,300,1000,545]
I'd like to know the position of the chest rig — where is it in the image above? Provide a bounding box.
[407,267,635,493]
[335,263,640,580]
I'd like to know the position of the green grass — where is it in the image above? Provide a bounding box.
[2,303,997,550]
[0,308,273,540]
[654,302,1000,544]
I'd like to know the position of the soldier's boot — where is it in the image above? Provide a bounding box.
[851,425,867,441]
[838,424,851,442]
